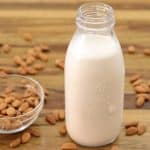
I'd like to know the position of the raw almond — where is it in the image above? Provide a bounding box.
[143,48,150,56]
[125,121,139,128]
[137,124,146,135]
[127,45,136,54]
[5,96,15,103]
[29,127,41,137]
[23,33,32,42]
[134,84,150,93]
[6,107,16,116]
[132,79,145,87]
[55,59,64,70]
[1,44,11,53]
[9,137,21,148]
[0,71,8,78]
[18,67,27,75]
[59,110,65,121]
[136,94,150,101]
[61,142,77,150]
[46,113,56,125]
[19,102,29,112]
[0,102,7,111]
[126,126,138,136]
[136,96,145,107]
[12,99,21,108]
[129,74,141,83]
[39,43,50,52]
[33,63,45,70]
[21,132,31,144]
[59,124,67,136]
[26,67,38,75]
[14,56,26,67]
[111,145,119,150]
[26,56,35,65]
[38,53,49,62]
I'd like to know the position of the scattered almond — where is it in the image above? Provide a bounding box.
[29,127,41,137]
[129,74,141,83]
[21,132,31,144]
[127,45,136,54]
[137,124,146,135]
[126,126,138,136]
[59,110,65,121]
[136,96,145,107]
[143,48,150,56]
[1,44,11,53]
[46,113,56,125]
[23,33,32,42]
[55,59,64,70]
[33,63,45,70]
[61,142,77,150]
[9,137,21,148]
[134,84,150,93]
[59,124,67,136]
[125,121,138,128]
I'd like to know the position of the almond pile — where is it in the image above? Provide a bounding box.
[125,121,146,136]
[129,74,150,107]
[9,127,40,148]
[0,84,40,130]
[14,45,49,75]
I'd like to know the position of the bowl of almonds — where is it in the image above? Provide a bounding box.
[0,74,44,134]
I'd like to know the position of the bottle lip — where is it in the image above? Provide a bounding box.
[76,2,115,32]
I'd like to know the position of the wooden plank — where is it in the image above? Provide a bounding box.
[0,109,149,150]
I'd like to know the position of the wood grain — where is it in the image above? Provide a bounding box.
[0,0,149,149]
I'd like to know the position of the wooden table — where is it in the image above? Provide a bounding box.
[0,0,150,149]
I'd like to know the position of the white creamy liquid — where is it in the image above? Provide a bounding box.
[65,32,124,146]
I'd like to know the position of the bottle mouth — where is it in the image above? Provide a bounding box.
[76,3,115,32]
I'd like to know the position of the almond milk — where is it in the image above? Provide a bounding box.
[65,3,125,147]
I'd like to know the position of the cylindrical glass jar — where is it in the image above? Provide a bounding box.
[65,3,125,147]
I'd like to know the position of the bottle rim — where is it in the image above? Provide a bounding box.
[76,2,115,32]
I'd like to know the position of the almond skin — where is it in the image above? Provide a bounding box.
[21,132,31,144]
[61,142,77,150]
[137,124,146,135]
[126,126,138,136]
[136,94,150,101]
[2,44,11,53]
[9,137,21,148]
[46,113,56,125]
[0,102,7,111]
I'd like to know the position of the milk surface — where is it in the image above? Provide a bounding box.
[65,31,124,146]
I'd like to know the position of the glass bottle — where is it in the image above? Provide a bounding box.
[65,2,125,147]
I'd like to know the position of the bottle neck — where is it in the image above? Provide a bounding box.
[76,3,115,34]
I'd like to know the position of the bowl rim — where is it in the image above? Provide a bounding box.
[0,74,44,120]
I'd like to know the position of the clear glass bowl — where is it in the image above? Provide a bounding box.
[0,74,44,134]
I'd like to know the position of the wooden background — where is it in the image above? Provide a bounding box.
[0,0,150,149]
